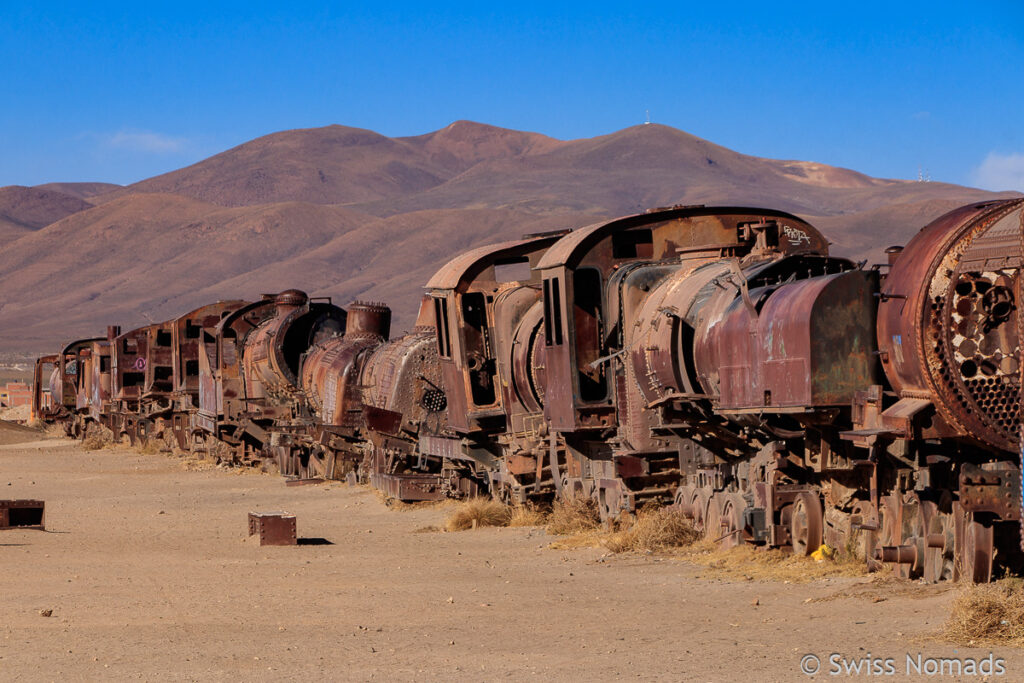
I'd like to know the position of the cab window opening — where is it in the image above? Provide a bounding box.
[573,268,606,401]
[612,229,654,259]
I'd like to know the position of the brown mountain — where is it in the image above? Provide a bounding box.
[0,185,95,243]
[103,121,559,208]
[1,121,1018,352]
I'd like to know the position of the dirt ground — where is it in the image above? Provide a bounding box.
[2,433,1023,681]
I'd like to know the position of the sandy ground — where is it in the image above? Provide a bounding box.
[1,433,1022,682]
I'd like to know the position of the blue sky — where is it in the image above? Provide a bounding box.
[1,1,1022,190]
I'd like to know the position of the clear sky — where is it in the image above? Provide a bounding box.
[2,1,1022,190]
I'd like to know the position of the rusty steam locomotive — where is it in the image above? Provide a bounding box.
[32,198,1024,583]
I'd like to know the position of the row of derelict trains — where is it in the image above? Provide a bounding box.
[32,198,1024,583]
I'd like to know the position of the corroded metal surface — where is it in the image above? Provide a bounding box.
[878,199,1024,450]
[0,500,45,530]
[248,512,297,546]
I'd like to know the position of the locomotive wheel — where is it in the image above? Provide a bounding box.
[893,493,929,580]
[674,485,695,517]
[704,493,724,541]
[690,489,711,534]
[954,504,995,584]
[719,494,746,549]
[790,492,823,557]
[867,496,898,572]
[922,494,955,583]
[847,499,876,561]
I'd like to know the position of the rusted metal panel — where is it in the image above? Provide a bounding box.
[0,500,45,530]
[369,473,446,501]
[248,512,296,546]
[536,206,830,271]
[507,299,546,414]
[765,269,878,407]
[196,295,279,426]
[959,462,1021,520]
[694,263,875,411]
[425,238,542,290]
[426,234,563,436]
[363,405,404,435]
[170,300,247,396]
[361,324,446,428]
[243,291,346,402]
[628,261,731,409]
[112,325,153,404]
[419,433,463,459]
[31,355,59,421]
[301,305,388,427]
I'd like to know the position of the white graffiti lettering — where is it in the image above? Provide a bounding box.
[783,225,811,245]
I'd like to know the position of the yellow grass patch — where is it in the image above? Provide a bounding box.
[508,503,547,527]
[546,496,601,535]
[444,498,511,531]
[604,505,699,553]
[686,542,870,583]
[942,578,1024,647]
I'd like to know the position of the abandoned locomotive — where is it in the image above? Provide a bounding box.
[32,198,1024,583]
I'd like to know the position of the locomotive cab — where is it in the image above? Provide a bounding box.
[535,206,830,433]
[426,232,567,435]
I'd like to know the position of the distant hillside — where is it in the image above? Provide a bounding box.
[0,185,94,242]
[0,121,1017,351]
[33,182,122,200]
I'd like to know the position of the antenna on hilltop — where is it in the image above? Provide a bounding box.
[644,110,651,125]
[917,165,931,183]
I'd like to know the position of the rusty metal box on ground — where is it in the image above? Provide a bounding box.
[248,511,296,545]
[0,500,45,530]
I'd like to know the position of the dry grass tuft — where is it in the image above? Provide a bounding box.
[43,422,68,439]
[604,505,699,553]
[548,530,608,550]
[686,542,869,583]
[80,427,114,451]
[181,455,219,472]
[546,496,601,535]
[136,440,162,455]
[444,498,511,532]
[942,578,1024,647]
[508,503,547,527]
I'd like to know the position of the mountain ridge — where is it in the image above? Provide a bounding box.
[0,120,1018,353]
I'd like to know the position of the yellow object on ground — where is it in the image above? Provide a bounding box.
[810,544,835,562]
